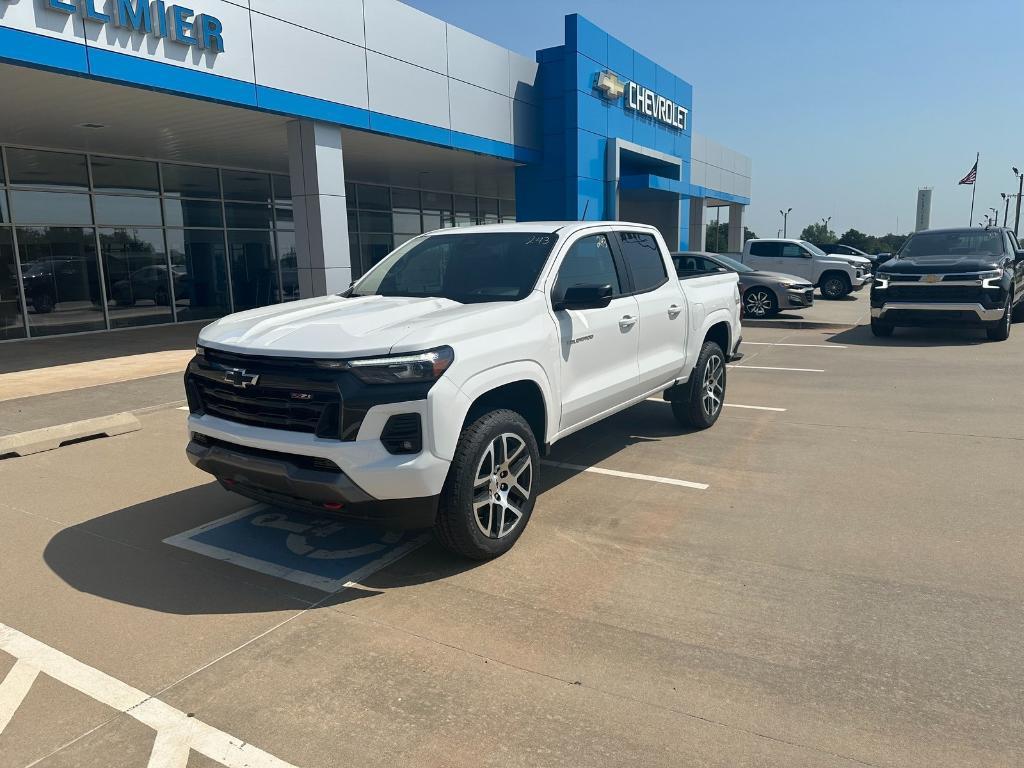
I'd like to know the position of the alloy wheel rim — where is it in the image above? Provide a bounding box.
[745,291,771,317]
[702,355,724,417]
[825,279,842,297]
[472,433,532,539]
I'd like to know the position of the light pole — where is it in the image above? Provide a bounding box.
[989,207,999,227]
[780,208,792,238]
[821,216,831,236]
[1013,167,1023,237]
[1001,193,1012,229]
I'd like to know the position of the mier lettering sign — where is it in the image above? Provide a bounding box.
[44,0,225,53]
[595,70,688,132]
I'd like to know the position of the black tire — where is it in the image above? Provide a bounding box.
[820,273,851,300]
[743,287,778,318]
[870,319,894,337]
[434,409,540,560]
[671,341,726,430]
[31,292,54,314]
[1012,299,1024,323]
[987,293,1013,341]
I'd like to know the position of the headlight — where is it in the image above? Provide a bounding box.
[877,272,893,280]
[195,345,205,357]
[980,269,1003,288]
[316,346,455,384]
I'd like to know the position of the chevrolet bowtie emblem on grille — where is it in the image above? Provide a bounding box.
[595,70,625,101]
[223,368,259,388]
[922,274,942,284]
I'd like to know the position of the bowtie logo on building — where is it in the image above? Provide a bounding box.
[595,71,626,101]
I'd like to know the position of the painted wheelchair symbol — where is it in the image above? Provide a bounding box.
[250,511,403,560]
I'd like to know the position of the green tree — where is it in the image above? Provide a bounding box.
[800,223,837,244]
[703,223,759,253]
[838,228,871,251]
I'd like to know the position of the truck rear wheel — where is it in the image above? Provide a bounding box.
[671,341,726,430]
[435,409,540,560]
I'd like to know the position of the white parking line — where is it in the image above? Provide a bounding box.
[0,659,39,734]
[541,460,708,490]
[743,341,846,349]
[0,623,297,767]
[728,365,825,372]
[645,397,786,412]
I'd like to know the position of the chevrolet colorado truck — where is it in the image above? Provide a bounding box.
[184,222,742,559]
[871,227,1024,340]
[740,238,872,299]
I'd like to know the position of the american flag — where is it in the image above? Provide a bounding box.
[959,161,978,185]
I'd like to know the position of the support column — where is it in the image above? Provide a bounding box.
[287,120,352,298]
[727,203,745,253]
[688,197,707,251]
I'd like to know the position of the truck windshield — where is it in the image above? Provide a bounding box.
[350,232,560,304]
[801,241,827,256]
[900,230,1005,258]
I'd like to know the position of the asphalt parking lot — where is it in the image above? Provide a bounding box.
[2,301,1023,767]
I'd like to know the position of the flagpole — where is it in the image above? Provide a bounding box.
[969,152,979,226]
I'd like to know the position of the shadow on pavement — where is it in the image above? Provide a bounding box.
[42,402,700,616]
[829,323,991,348]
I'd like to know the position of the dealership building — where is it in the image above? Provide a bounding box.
[0,0,751,341]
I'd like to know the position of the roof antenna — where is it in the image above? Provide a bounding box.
[581,199,590,221]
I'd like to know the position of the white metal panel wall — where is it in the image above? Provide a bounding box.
[249,0,365,47]
[251,12,368,107]
[0,0,86,42]
[446,24,509,96]
[363,0,447,75]
[366,51,451,129]
[691,131,751,200]
[449,80,512,144]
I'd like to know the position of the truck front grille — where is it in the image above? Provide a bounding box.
[885,286,983,303]
[195,380,341,438]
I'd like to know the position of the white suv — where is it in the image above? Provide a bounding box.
[741,238,872,299]
[185,222,741,560]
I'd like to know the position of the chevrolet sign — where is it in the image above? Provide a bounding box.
[595,70,688,132]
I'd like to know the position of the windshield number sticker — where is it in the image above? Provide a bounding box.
[526,236,552,246]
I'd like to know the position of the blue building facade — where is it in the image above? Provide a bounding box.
[0,1,750,341]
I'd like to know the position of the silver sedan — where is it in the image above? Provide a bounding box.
[672,251,816,318]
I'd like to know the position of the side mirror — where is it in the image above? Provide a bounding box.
[556,284,613,311]
[1015,250,1024,262]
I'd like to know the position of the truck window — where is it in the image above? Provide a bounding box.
[617,232,667,292]
[554,234,621,299]
[780,244,807,258]
[749,242,780,258]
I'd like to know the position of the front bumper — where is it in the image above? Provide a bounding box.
[187,435,438,528]
[781,287,815,308]
[851,273,872,290]
[871,302,1005,325]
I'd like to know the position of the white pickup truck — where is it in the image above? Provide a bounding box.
[184,222,742,559]
[740,238,872,299]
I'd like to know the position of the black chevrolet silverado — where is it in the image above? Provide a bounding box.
[870,227,1024,341]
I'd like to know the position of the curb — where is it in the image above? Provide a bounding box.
[0,412,141,458]
[743,319,861,331]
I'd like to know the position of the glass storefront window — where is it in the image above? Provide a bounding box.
[358,211,391,233]
[359,234,393,274]
[479,198,499,225]
[99,227,173,328]
[276,230,299,302]
[225,202,272,230]
[500,198,516,222]
[0,190,9,225]
[17,226,104,336]
[454,195,477,227]
[272,175,292,201]
[0,228,26,340]
[223,170,271,202]
[90,157,159,194]
[422,192,453,231]
[162,164,221,199]
[166,229,230,321]
[10,190,93,226]
[7,148,89,190]
[227,230,279,311]
[274,201,294,229]
[163,199,223,228]
[94,195,163,227]
[356,184,390,211]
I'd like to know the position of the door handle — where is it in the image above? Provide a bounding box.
[619,315,637,329]
[667,304,682,318]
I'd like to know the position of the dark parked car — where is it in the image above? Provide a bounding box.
[672,251,815,318]
[870,227,1024,340]
[814,242,883,272]
[110,264,190,306]
[20,256,101,314]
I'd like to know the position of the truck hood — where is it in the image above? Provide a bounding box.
[883,255,1003,274]
[198,294,482,358]
[823,254,871,267]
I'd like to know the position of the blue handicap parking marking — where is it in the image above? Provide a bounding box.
[164,505,428,592]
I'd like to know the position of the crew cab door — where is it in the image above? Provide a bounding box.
[776,242,815,281]
[745,241,782,272]
[551,231,640,430]
[614,230,688,391]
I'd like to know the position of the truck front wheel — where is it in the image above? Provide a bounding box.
[672,341,726,430]
[820,273,851,300]
[435,409,540,560]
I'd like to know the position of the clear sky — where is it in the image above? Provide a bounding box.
[404,0,1024,238]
